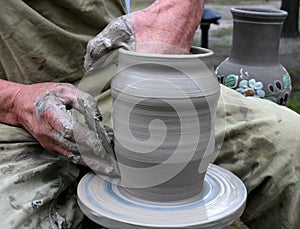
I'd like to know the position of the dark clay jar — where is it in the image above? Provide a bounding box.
[215,7,291,105]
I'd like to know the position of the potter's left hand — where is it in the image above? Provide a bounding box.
[84,0,205,70]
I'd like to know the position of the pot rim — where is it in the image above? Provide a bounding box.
[119,46,213,59]
[231,7,288,19]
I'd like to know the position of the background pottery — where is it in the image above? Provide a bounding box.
[111,47,220,202]
[215,7,292,105]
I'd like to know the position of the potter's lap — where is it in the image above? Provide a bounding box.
[216,85,300,175]
[215,86,300,192]
[0,123,34,142]
[0,123,81,228]
[215,85,300,228]
[0,123,77,170]
[0,122,79,184]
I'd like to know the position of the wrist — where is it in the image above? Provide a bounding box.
[0,80,25,126]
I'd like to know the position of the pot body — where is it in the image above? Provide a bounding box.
[111,47,220,202]
[216,7,291,104]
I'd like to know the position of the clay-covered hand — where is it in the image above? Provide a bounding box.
[84,0,205,70]
[11,82,118,176]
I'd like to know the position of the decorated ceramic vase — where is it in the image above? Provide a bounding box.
[215,7,291,105]
[111,47,220,202]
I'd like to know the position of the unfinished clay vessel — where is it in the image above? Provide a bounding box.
[216,7,291,105]
[77,47,247,229]
[111,47,220,202]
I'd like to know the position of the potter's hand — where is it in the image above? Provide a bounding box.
[84,15,135,70]
[84,0,205,70]
[11,82,118,176]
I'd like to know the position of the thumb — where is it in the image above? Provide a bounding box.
[84,16,136,70]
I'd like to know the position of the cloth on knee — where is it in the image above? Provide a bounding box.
[214,85,300,229]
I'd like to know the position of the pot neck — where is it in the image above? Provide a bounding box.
[229,7,286,65]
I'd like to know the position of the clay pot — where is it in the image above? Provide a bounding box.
[111,47,220,202]
[215,7,291,105]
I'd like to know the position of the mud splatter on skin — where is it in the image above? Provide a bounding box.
[74,96,119,177]
[84,16,136,70]
[33,84,119,176]
[34,89,77,154]
[34,89,73,130]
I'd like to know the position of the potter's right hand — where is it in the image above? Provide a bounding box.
[84,0,205,70]
[2,81,118,176]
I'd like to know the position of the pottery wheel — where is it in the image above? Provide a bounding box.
[77,164,247,229]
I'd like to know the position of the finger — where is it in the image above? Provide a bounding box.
[84,16,136,70]
[43,85,117,174]
[33,85,115,174]
[38,128,83,164]
[53,129,79,153]
[73,121,110,160]
[54,84,103,122]
[51,144,85,165]
[59,88,112,150]
[73,122,119,177]
[74,93,101,121]
[39,127,79,153]
[38,95,76,142]
[38,85,109,158]
[74,95,115,158]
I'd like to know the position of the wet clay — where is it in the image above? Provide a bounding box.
[84,16,136,71]
[34,89,76,150]
[33,85,119,176]
[111,47,220,202]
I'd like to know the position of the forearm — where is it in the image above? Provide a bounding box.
[0,79,24,126]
